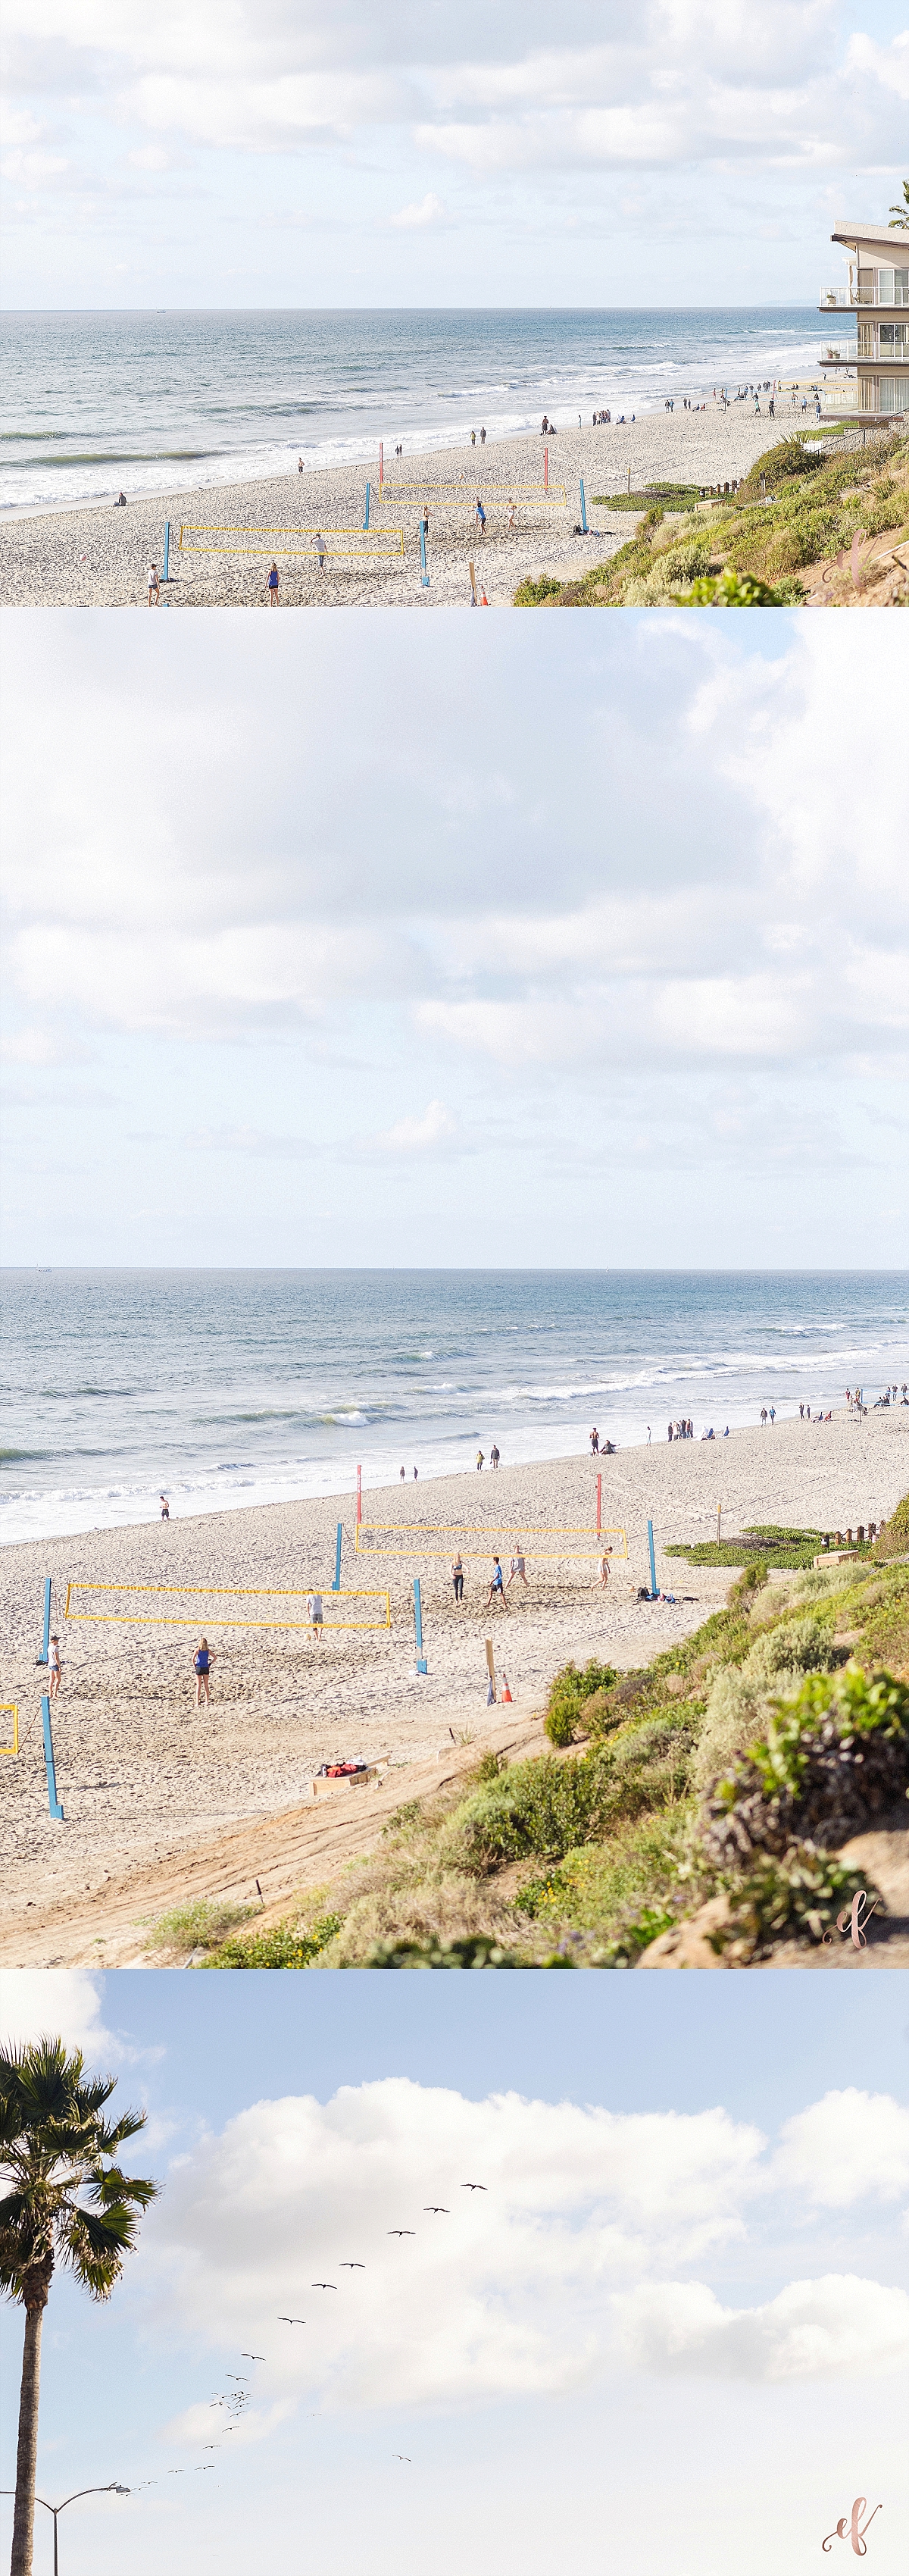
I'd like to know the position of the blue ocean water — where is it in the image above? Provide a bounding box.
[1,1271,906,1544]
[0,307,826,513]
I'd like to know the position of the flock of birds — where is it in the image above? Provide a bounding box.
[146,2182,490,2490]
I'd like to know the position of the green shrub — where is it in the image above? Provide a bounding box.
[716,1847,883,1959]
[514,574,563,606]
[442,1751,614,1872]
[693,1615,839,1790]
[361,1935,523,1968]
[672,568,804,606]
[545,1657,618,1745]
[476,1749,504,1783]
[149,1898,254,1952]
[746,1666,909,1801]
[201,1912,342,1969]
[668,1525,823,1572]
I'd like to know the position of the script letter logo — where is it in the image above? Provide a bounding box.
[823,1890,879,1948]
[822,2498,882,2555]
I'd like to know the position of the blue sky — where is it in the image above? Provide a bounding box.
[0,1967,907,2576]
[2,611,907,1270]
[1,1,907,306]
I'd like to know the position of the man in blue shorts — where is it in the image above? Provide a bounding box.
[486,1557,508,1609]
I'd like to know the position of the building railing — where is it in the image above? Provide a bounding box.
[820,286,909,309]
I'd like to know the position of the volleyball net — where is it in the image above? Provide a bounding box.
[178,525,406,562]
[355,1524,626,1564]
[376,484,567,509]
[64,1582,392,1633]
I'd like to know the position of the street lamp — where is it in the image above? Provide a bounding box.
[1,2484,129,2576]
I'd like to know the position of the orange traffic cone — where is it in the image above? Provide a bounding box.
[501,1670,513,1702]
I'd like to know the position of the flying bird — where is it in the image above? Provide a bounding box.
[312,2281,337,2290]
[339,2261,365,2269]
[242,2352,266,2361]
[423,2206,449,2214]
[393,2454,411,2463]
[461,2183,487,2192]
[388,2229,415,2237]
[279,2316,306,2324]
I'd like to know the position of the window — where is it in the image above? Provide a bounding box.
[857,321,874,358]
[879,323,908,357]
[876,268,909,308]
[879,377,909,413]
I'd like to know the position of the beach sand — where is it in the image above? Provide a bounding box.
[2,1407,906,1961]
[0,410,826,609]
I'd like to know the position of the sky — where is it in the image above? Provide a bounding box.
[1,609,907,1272]
[1,1,907,306]
[0,1967,907,2576]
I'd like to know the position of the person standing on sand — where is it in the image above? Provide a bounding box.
[476,1449,484,1471]
[308,1593,323,1642]
[475,498,486,540]
[597,1551,611,1589]
[480,426,486,444]
[490,1443,500,1468]
[160,1493,170,1519]
[647,1426,651,1443]
[147,562,160,606]
[267,562,280,604]
[452,1551,464,1602]
[590,1428,599,1454]
[313,532,327,577]
[400,1465,406,1481]
[667,1422,673,1441]
[506,1546,529,1592]
[486,1557,508,1608]
[413,1465,418,1480]
[48,1635,62,1698]
[193,1638,215,1703]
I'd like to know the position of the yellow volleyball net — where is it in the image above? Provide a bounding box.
[376,483,568,509]
[178,525,406,561]
[355,1524,626,1564]
[1,1704,19,1758]
[64,1582,392,1632]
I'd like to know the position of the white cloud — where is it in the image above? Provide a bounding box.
[772,2089,909,2211]
[0,1969,117,2060]
[147,2080,768,2409]
[389,191,446,227]
[614,2274,909,2381]
[376,1098,456,1150]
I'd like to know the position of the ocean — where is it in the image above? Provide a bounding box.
[1,1271,906,1545]
[0,307,827,515]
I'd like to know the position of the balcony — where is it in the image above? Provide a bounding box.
[820,283,909,310]
[819,343,857,368]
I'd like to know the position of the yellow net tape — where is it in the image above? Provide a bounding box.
[355,1525,627,1562]
[0,1704,19,1758]
[64,1582,392,1632]
[179,525,405,559]
[376,484,567,506]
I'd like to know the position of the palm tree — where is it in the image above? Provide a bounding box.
[0,2037,158,2576]
[889,181,909,229]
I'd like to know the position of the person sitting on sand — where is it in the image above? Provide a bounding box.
[193,1638,215,1703]
[267,562,280,604]
[48,1634,62,1698]
[486,1556,508,1609]
[114,492,127,507]
[506,1546,529,1592]
[308,1593,323,1642]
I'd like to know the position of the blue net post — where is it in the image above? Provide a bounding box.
[333,1523,342,1592]
[579,478,587,533]
[647,1520,658,1598]
[42,1696,64,1821]
[364,482,370,530]
[414,1578,427,1674]
[163,520,170,581]
[420,521,429,588]
[39,1577,51,1665]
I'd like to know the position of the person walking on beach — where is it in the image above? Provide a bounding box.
[413,1465,418,1479]
[647,1425,651,1443]
[506,1546,529,1592]
[476,1449,484,1471]
[298,455,305,472]
[486,1556,508,1609]
[507,497,517,534]
[147,561,160,606]
[312,533,327,577]
[760,1407,768,1426]
[470,429,476,446]
[422,504,430,548]
[48,1635,62,1698]
[193,1638,215,1703]
[160,1493,170,1518]
[475,498,486,540]
[267,562,280,604]
[451,1551,464,1602]
[769,1404,776,1425]
[490,1444,500,1469]
[667,1421,673,1441]
[597,1551,611,1590]
[308,1592,323,1642]
[590,1427,599,1454]
[480,426,486,444]
[400,1465,406,1481]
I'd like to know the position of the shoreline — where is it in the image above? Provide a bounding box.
[0,408,845,609]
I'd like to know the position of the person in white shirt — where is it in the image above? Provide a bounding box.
[147,562,160,606]
[48,1635,62,1697]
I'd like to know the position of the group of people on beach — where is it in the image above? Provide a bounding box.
[452,1549,529,1607]
[475,1446,500,1469]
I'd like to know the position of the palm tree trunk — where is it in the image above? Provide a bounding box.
[11,2265,52,2576]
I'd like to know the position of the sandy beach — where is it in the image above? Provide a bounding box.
[0,409,834,609]
[1,1407,905,1961]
